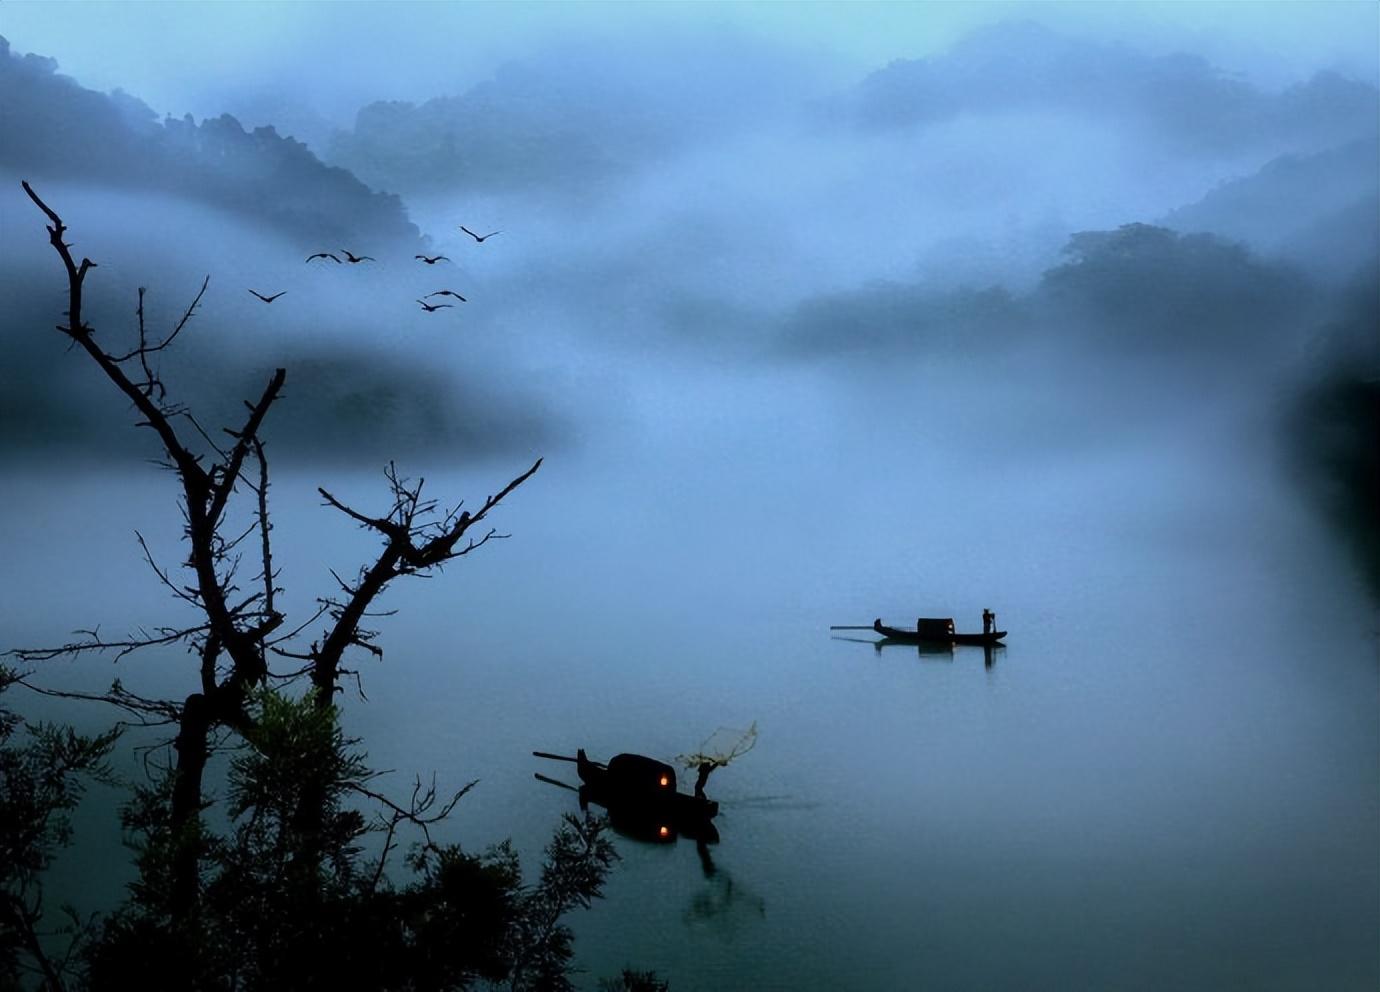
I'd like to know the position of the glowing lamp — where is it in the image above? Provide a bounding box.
[659,775,669,787]
[658,825,670,838]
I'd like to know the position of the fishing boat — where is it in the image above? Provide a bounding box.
[533,749,720,843]
[872,617,1006,646]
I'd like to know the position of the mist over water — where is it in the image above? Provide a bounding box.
[6,365,1376,988]
[2,4,1377,989]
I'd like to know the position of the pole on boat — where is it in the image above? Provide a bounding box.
[532,750,579,763]
[829,625,876,630]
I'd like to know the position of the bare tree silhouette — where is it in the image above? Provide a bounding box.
[12,181,541,927]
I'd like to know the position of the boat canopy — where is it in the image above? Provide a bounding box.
[606,753,678,793]
[916,618,956,638]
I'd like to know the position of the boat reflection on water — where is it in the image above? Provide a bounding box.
[876,639,1004,669]
[685,845,766,935]
[832,634,1004,668]
[877,637,958,660]
[576,782,721,846]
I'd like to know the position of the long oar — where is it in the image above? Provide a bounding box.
[532,750,578,763]
[534,772,578,791]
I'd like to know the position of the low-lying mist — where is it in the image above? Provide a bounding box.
[0,180,565,463]
[2,17,1375,587]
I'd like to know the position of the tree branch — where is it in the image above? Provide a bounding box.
[5,623,210,663]
[16,676,182,727]
[252,438,276,629]
[206,369,286,533]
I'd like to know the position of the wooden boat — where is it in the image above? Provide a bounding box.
[872,618,1006,646]
[534,749,720,843]
[575,749,719,820]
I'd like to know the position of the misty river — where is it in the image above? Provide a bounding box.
[5,356,1376,990]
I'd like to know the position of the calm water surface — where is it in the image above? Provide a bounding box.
[4,363,1376,990]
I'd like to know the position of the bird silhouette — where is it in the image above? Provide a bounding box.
[417,299,454,312]
[425,290,467,302]
[340,249,375,263]
[459,226,500,243]
[415,254,450,265]
[247,289,287,303]
[306,252,341,263]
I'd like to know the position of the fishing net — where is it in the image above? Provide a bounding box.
[677,722,758,769]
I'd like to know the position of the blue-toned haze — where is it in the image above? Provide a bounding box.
[1,2,1376,989]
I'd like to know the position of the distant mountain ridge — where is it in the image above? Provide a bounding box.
[838,20,1378,158]
[319,19,1380,209]
[0,36,422,250]
[324,37,819,197]
[779,221,1315,359]
[1162,138,1379,280]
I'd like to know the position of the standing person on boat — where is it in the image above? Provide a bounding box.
[983,608,994,635]
[680,723,758,801]
[694,759,719,800]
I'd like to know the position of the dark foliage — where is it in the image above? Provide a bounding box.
[0,667,117,991]
[86,691,619,992]
[599,970,671,992]
[1283,276,1380,597]
[1036,223,1314,352]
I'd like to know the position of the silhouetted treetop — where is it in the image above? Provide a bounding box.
[1037,222,1314,347]
[0,35,420,250]
[776,222,1320,358]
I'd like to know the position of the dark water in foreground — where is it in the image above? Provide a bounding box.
[4,366,1377,990]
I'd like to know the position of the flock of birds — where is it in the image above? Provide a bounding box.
[247,224,501,313]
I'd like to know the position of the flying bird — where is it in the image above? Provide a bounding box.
[306,252,341,263]
[459,226,500,243]
[416,299,454,313]
[247,289,287,303]
[340,249,375,263]
[415,254,450,265]
[425,290,467,302]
